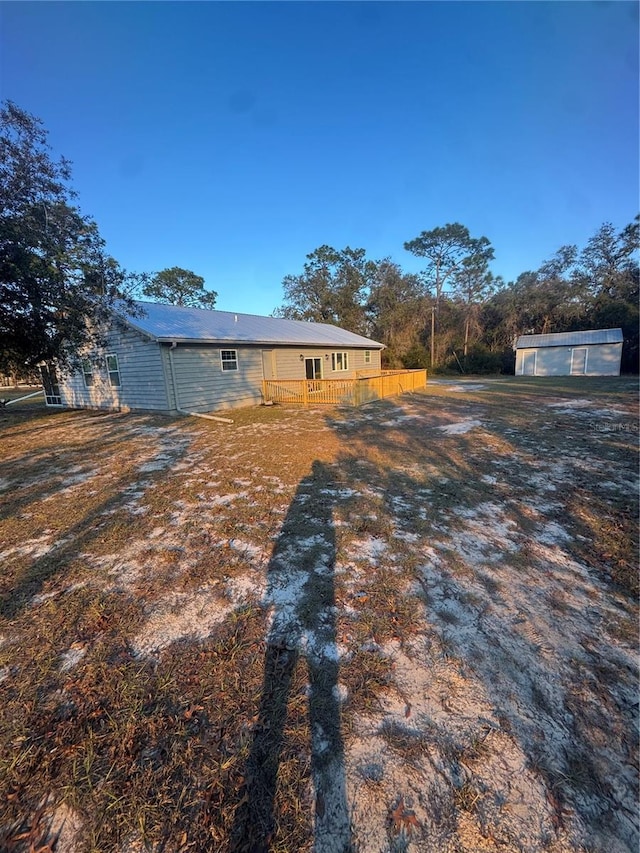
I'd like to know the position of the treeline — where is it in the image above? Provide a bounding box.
[275,220,639,374]
[2,99,637,381]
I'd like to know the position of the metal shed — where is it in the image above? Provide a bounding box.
[515,329,623,377]
[50,301,386,414]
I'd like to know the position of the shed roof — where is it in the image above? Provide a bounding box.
[516,328,623,349]
[119,301,384,349]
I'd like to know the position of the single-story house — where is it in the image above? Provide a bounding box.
[44,301,385,413]
[515,328,623,377]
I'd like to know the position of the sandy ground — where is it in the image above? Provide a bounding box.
[0,379,638,853]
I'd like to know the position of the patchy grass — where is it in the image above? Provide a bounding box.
[0,377,638,853]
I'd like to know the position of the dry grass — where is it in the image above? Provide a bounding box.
[0,377,638,853]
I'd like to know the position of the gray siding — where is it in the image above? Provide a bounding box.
[170,345,264,412]
[516,343,622,376]
[58,330,384,414]
[347,348,382,374]
[274,347,382,380]
[59,326,170,411]
[584,343,623,375]
[160,346,177,411]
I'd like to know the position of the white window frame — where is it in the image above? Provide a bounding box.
[81,358,94,387]
[364,350,371,364]
[106,353,121,387]
[331,351,349,372]
[40,363,62,406]
[305,357,323,380]
[220,349,238,372]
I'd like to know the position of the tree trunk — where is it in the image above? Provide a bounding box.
[430,307,436,368]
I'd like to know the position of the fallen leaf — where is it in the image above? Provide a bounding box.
[184,704,204,720]
[390,795,420,836]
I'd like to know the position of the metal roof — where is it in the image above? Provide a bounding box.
[516,328,623,349]
[119,301,384,349]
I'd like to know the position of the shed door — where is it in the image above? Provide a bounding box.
[261,350,275,380]
[570,348,587,375]
[522,351,536,376]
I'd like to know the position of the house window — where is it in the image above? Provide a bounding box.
[106,354,121,387]
[331,352,349,372]
[82,358,94,387]
[221,350,238,371]
[40,363,62,406]
[364,350,371,364]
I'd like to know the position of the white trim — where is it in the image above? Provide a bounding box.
[220,349,238,371]
[106,353,121,387]
[520,350,537,376]
[81,358,94,388]
[305,357,323,379]
[331,351,349,372]
[570,347,588,375]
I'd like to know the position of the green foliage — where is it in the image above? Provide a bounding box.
[367,261,428,366]
[142,267,217,309]
[400,344,429,370]
[404,223,494,366]
[404,223,493,305]
[460,345,505,375]
[482,217,639,372]
[497,345,516,375]
[278,245,375,334]
[278,217,638,374]
[0,101,135,373]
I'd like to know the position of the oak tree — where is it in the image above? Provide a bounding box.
[0,101,134,374]
[278,246,374,334]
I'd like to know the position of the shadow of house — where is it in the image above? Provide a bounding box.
[230,460,353,853]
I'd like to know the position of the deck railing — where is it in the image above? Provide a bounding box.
[262,369,427,407]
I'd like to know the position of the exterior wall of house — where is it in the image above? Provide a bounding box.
[56,328,385,415]
[515,343,622,376]
[167,344,265,412]
[58,325,170,411]
[274,346,382,380]
[159,345,177,411]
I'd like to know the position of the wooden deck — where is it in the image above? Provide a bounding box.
[262,369,427,407]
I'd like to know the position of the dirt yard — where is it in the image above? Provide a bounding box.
[0,377,637,853]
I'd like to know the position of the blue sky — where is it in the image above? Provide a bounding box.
[1,1,638,315]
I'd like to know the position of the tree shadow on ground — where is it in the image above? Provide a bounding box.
[325,391,638,851]
[0,412,190,619]
[230,460,353,853]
